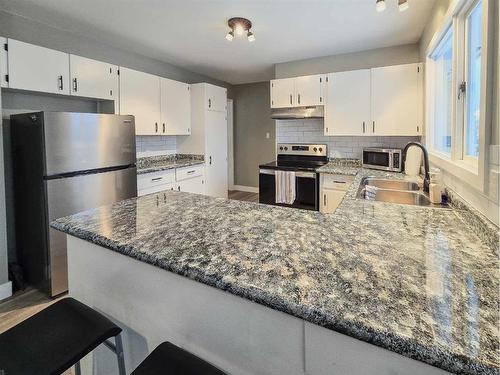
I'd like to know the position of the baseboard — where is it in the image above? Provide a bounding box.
[0,281,12,301]
[232,185,259,194]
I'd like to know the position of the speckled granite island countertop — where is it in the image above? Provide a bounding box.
[51,169,499,375]
[137,154,204,175]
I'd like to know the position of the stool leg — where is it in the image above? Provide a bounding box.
[115,334,126,375]
[74,361,81,375]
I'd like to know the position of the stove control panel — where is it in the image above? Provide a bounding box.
[277,143,327,157]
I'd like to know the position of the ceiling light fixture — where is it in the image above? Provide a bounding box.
[226,17,255,42]
[376,0,386,12]
[398,0,409,11]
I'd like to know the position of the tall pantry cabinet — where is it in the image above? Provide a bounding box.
[177,83,228,198]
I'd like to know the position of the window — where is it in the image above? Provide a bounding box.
[426,0,488,180]
[464,1,482,159]
[430,27,453,155]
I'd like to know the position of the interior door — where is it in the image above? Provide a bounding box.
[70,54,118,100]
[270,78,295,108]
[206,84,227,112]
[205,111,228,198]
[161,78,191,135]
[371,63,422,136]
[120,67,161,135]
[7,39,70,95]
[325,70,371,135]
[45,166,137,296]
[295,74,323,106]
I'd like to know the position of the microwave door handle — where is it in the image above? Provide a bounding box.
[389,153,393,171]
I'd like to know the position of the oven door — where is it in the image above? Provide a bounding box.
[259,169,318,211]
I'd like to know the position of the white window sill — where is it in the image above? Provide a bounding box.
[428,151,484,191]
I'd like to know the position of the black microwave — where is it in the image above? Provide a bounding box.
[362,148,402,172]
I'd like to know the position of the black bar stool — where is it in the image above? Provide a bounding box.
[0,297,126,375]
[131,342,227,375]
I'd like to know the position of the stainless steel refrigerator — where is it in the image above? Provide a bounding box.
[11,112,137,296]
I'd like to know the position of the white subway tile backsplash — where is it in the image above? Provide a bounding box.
[136,135,177,157]
[276,119,420,159]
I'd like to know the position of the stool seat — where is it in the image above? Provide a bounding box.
[131,342,227,375]
[0,297,122,375]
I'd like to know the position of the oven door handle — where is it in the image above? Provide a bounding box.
[259,169,317,179]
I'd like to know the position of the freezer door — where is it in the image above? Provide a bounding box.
[45,166,137,296]
[43,112,136,176]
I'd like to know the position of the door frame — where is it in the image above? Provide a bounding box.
[227,99,234,190]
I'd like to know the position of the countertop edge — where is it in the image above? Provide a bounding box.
[137,160,205,175]
[50,220,496,375]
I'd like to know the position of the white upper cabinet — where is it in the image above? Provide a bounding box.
[371,63,423,136]
[295,74,324,106]
[119,67,161,135]
[161,78,191,135]
[325,70,371,136]
[69,55,118,100]
[271,75,325,108]
[0,37,7,88]
[270,78,295,108]
[7,39,70,95]
[205,83,227,112]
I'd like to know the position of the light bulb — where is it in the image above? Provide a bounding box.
[398,0,409,11]
[226,31,234,41]
[376,0,386,12]
[247,31,255,42]
[235,24,244,36]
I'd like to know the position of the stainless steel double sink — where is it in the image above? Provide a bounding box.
[356,177,448,207]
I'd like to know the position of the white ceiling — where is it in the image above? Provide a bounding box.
[0,0,437,84]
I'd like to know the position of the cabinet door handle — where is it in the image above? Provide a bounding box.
[151,177,162,181]
[289,94,292,105]
[298,94,301,105]
[209,156,212,165]
[162,123,165,133]
[324,193,327,206]
[372,121,375,133]
[155,122,158,133]
[187,170,195,174]
[58,75,64,91]
[178,185,181,191]
[72,78,78,92]
[362,121,365,133]
[208,98,211,108]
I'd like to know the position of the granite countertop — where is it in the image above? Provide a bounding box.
[137,154,204,175]
[51,168,499,375]
[316,158,362,175]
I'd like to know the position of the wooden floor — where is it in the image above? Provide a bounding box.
[228,190,259,203]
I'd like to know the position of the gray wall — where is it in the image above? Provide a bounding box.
[0,87,7,288]
[419,0,453,61]
[233,82,275,188]
[275,43,420,78]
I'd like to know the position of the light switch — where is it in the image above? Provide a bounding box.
[266,132,270,139]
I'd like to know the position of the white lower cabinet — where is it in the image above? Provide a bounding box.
[138,165,205,197]
[320,174,354,214]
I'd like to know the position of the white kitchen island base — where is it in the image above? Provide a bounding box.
[67,236,451,375]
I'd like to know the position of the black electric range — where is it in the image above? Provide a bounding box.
[259,143,328,210]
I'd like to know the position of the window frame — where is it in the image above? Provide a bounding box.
[425,0,494,192]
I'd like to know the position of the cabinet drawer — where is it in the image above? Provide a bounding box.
[321,174,354,190]
[137,170,176,190]
[176,165,204,181]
